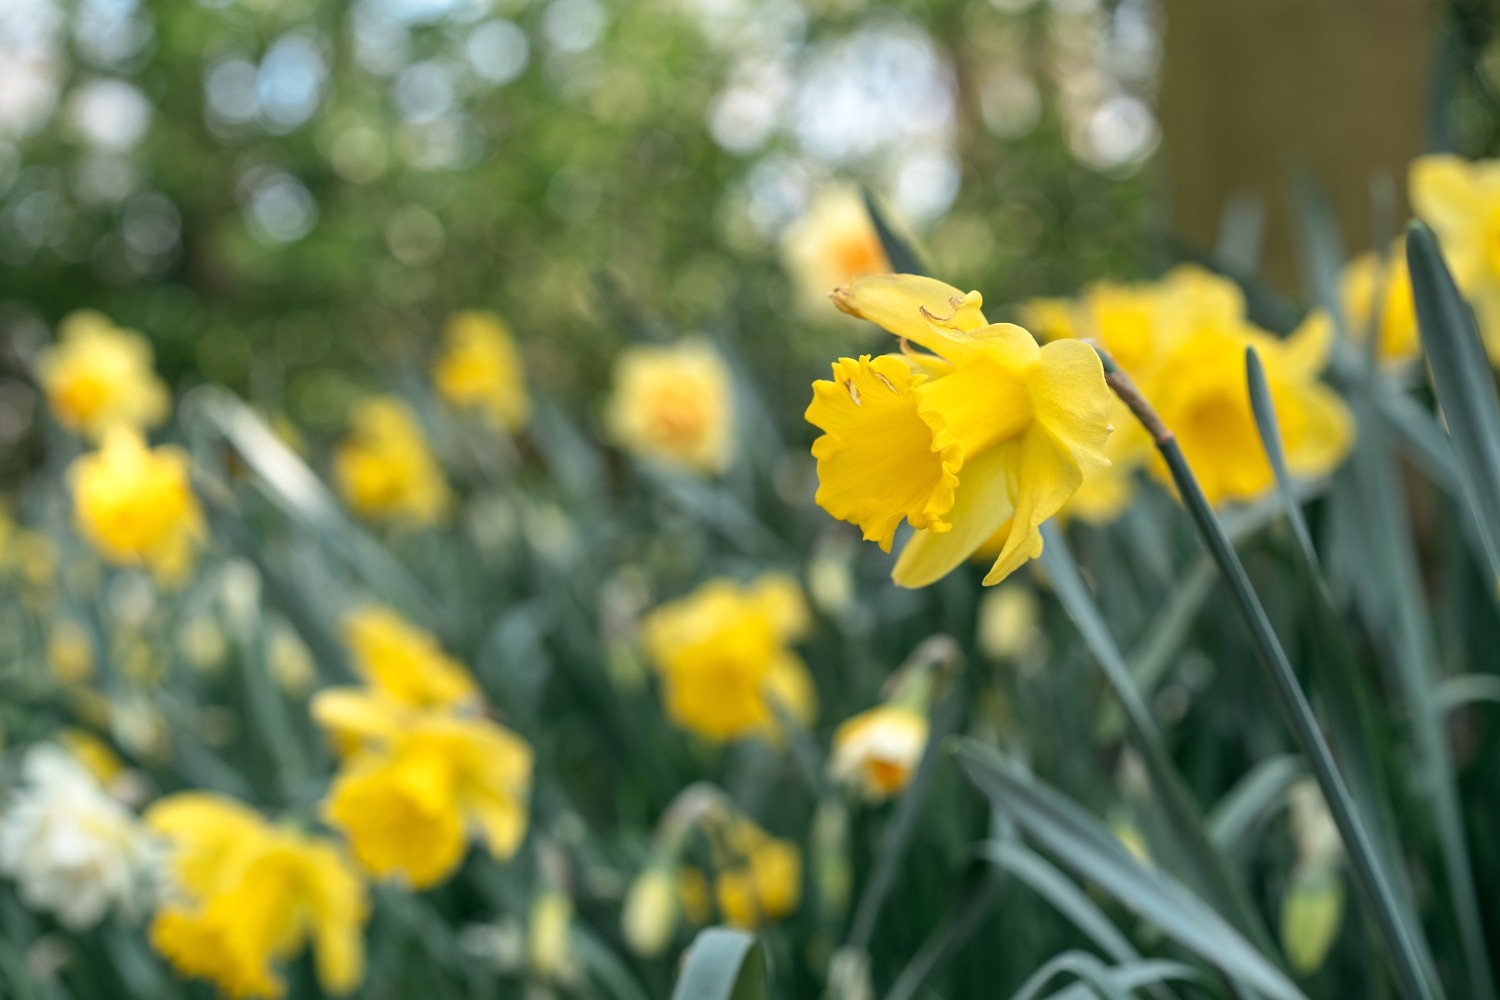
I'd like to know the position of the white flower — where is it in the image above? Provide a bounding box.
[0,745,156,930]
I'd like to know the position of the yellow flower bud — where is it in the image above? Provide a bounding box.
[621,867,678,957]
[977,584,1039,662]
[527,892,575,983]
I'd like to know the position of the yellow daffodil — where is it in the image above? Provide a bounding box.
[432,310,530,431]
[341,606,478,712]
[829,705,928,801]
[782,186,890,315]
[1410,154,1500,362]
[606,340,735,475]
[312,690,533,889]
[621,865,679,956]
[47,619,95,685]
[1340,240,1420,365]
[713,820,801,929]
[35,310,169,440]
[807,274,1112,588]
[976,583,1040,662]
[640,574,814,742]
[147,793,368,1000]
[1141,311,1354,506]
[333,396,449,526]
[69,428,205,585]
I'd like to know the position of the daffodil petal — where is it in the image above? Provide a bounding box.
[982,427,1084,586]
[892,447,1015,588]
[830,274,988,359]
[1282,310,1334,374]
[1279,381,1357,480]
[1411,154,1481,243]
[807,355,962,551]
[1030,338,1112,466]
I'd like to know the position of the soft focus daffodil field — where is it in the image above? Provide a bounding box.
[4,2,1500,999]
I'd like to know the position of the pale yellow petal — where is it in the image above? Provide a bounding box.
[1411,155,1481,243]
[830,274,989,359]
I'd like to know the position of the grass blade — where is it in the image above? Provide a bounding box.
[1207,755,1303,852]
[955,742,1307,1000]
[671,928,766,1000]
[1407,219,1500,581]
[1039,525,1274,956]
[862,186,926,276]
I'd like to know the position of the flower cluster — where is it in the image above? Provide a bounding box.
[313,607,533,889]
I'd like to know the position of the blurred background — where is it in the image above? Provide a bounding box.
[2,0,1486,464]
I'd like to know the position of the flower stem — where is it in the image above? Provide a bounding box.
[1095,346,1442,1000]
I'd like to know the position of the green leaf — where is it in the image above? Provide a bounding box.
[862,186,926,275]
[1207,755,1303,851]
[1435,674,1500,714]
[955,741,1308,1000]
[671,928,766,1000]
[1010,951,1172,1000]
[1407,219,1500,582]
[981,843,1140,968]
[1038,526,1273,956]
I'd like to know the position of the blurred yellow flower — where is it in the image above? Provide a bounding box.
[1410,154,1500,362]
[606,340,734,475]
[640,574,814,742]
[976,583,1040,661]
[312,690,533,889]
[432,310,531,432]
[36,310,169,440]
[621,865,679,957]
[527,890,576,983]
[1340,241,1420,365]
[713,821,801,929]
[829,705,928,801]
[808,275,1111,588]
[333,397,449,525]
[70,428,205,585]
[1142,310,1354,507]
[781,186,890,315]
[148,793,368,1000]
[47,619,95,685]
[341,606,478,711]
[56,727,124,786]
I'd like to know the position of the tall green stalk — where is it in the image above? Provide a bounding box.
[1095,350,1443,1000]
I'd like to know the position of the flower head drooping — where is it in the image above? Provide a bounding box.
[0,744,156,931]
[36,310,170,440]
[712,817,801,930]
[148,793,368,1000]
[432,310,531,432]
[606,340,735,475]
[341,606,479,712]
[1340,240,1420,366]
[70,428,205,585]
[640,573,814,742]
[311,691,533,889]
[333,396,450,526]
[1410,154,1500,363]
[830,705,928,802]
[781,186,891,316]
[808,275,1112,588]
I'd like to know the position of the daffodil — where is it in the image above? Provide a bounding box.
[35,310,169,440]
[782,186,890,316]
[606,340,735,475]
[807,274,1111,588]
[148,793,368,1000]
[1410,154,1500,362]
[640,574,814,742]
[1340,240,1420,365]
[333,396,449,526]
[341,606,478,711]
[69,428,205,585]
[829,705,928,801]
[312,690,533,889]
[432,310,531,431]
[1141,310,1354,506]
[712,819,801,929]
